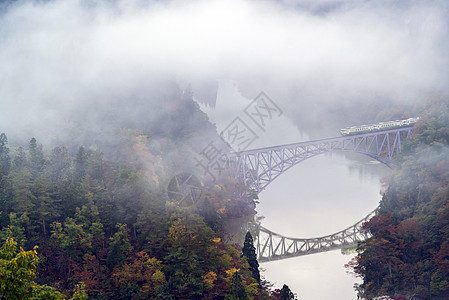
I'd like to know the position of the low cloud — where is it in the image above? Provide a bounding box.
[0,0,447,141]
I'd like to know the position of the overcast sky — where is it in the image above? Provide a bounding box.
[1,0,448,142]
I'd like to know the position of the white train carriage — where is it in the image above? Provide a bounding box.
[340,117,419,136]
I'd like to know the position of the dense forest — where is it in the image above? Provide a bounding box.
[0,0,447,298]
[0,83,296,299]
[348,95,449,299]
[2,79,447,299]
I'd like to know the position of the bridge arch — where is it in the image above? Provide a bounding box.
[229,126,415,261]
[254,208,378,262]
[229,127,413,194]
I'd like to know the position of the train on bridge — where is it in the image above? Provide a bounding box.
[340,117,420,136]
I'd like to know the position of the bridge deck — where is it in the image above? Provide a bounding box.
[229,126,414,156]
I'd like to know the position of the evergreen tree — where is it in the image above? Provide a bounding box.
[0,133,10,179]
[74,146,88,181]
[32,172,61,238]
[242,231,260,284]
[107,223,133,266]
[0,133,12,227]
[13,147,27,169]
[49,146,71,182]
[29,138,44,177]
[10,167,34,215]
[280,284,295,300]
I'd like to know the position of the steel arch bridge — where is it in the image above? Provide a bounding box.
[229,126,413,194]
[228,126,414,261]
[255,209,377,262]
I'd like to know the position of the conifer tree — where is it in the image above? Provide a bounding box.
[107,224,133,266]
[0,133,10,179]
[242,231,260,284]
[13,147,27,169]
[280,284,295,300]
[49,146,71,182]
[0,133,12,226]
[74,146,88,181]
[29,137,44,177]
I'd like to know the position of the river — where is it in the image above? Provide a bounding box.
[199,80,389,299]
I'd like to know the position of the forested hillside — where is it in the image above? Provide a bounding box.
[348,95,449,299]
[0,82,287,299]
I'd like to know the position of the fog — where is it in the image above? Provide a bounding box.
[0,0,448,143]
[1,1,447,298]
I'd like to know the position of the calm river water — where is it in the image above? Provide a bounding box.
[200,80,389,299]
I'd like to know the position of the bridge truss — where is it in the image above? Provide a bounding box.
[255,209,377,262]
[229,127,413,193]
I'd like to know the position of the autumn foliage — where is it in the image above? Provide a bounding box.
[348,96,449,299]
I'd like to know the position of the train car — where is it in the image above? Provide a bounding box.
[340,117,419,136]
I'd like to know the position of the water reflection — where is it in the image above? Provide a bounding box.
[257,152,388,238]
